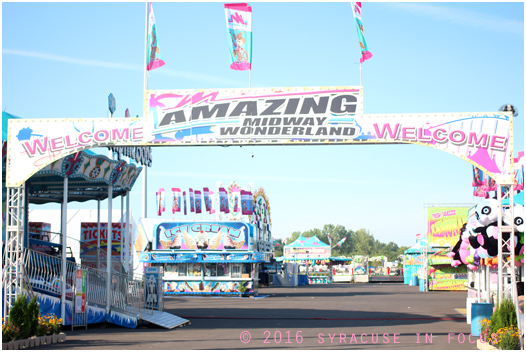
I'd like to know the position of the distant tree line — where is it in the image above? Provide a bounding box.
[273,224,409,262]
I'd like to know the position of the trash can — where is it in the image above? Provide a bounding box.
[471,303,493,336]
[411,274,418,286]
[418,277,425,291]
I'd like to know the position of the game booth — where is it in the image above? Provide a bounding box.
[138,185,274,296]
[330,257,354,283]
[428,248,468,291]
[283,235,331,284]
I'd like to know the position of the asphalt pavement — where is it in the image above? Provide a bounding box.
[34,282,479,350]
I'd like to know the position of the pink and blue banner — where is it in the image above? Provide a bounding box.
[146,2,165,71]
[224,3,252,71]
[195,190,202,214]
[189,188,195,213]
[219,187,229,213]
[351,2,373,64]
[183,191,187,215]
[156,188,165,216]
[241,190,253,215]
[334,237,347,247]
[172,188,181,213]
[204,188,211,212]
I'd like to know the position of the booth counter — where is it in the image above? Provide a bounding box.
[332,266,353,283]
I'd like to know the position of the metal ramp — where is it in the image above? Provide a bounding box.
[125,307,190,329]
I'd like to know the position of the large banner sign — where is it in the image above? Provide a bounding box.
[6,117,146,186]
[80,222,132,269]
[80,222,131,256]
[428,279,467,291]
[148,87,363,142]
[145,220,253,251]
[284,247,331,258]
[5,86,513,187]
[427,207,469,247]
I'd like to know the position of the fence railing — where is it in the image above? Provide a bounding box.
[23,248,163,317]
[21,248,156,320]
[85,266,108,308]
[38,233,128,275]
[110,272,145,313]
[22,248,78,299]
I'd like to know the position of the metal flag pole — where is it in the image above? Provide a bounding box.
[142,1,149,220]
[143,2,149,107]
[360,63,362,87]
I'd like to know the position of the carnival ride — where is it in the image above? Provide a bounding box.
[2,112,189,329]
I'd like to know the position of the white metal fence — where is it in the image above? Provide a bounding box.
[20,248,156,321]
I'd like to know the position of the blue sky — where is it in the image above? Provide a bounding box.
[2,2,524,247]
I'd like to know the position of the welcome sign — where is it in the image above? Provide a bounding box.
[5,87,514,187]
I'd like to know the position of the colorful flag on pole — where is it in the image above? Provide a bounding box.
[327,235,332,245]
[241,190,253,215]
[183,191,187,215]
[189,188,195,212]
[155,191,160,215]
[333,237,347,248]
[156,188,165,216]
[195,190,202,214]
[219,187,229,213]
[203,188,211,212]
[172,188,181,213]
[147,2,165,71]
[351,2,373,64]
[472,167,484,187]
[224,3,252,71]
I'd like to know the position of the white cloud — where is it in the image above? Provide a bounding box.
[386,3,523,36]
[3,49,141,70]
[2,49,244,85]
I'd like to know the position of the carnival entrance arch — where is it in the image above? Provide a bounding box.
[5,87,515,186]
[4,86,520,335]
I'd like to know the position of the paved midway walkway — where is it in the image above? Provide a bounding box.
[36,283,478,350]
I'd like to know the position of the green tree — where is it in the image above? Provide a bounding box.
[285,225,408,261]
[352,229,375,256]
[286,231,302,245]
[273,238,284,257]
